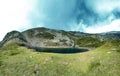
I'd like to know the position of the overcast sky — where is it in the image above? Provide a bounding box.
[0,0,120,41]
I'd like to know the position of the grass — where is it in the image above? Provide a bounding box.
[0,41,120,76]
[76,37,104,47]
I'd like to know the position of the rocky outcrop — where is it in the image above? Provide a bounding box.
[0,31,27,47]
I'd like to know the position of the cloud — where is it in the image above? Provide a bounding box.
[0,0,33,41]
[1,0,120,41]
[85,19,120,33]
[29,0,77,30]
[85,0,120,14]
[29,0,120,32]
[70,0,120,32]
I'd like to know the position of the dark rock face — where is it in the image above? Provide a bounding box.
[0,27,120,48]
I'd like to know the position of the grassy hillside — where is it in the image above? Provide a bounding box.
[0,41,120,76]
[76,37,104,47]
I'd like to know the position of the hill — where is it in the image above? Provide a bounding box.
[0,27,120,76]
[1,27,120,49]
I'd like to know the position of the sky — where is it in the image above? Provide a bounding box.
[0,0,120,41]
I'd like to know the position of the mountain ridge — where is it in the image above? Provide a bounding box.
[1,27,120,49]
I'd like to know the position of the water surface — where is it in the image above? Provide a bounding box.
[33,47,88,54]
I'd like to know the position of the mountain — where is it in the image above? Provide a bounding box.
[1,27,120,49]
[0,27,120,76]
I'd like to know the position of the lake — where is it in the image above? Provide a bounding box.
[33,47,88,54]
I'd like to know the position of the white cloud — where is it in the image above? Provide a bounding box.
[96,0,120,13]
[85,19,120,33]
[86,0,120,15]
[0,0,33,41]
[84,0,120,33]
[70,20,87,32]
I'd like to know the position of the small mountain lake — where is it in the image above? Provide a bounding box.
[32,47,88,54]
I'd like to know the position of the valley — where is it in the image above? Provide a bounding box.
[0,27,120,76]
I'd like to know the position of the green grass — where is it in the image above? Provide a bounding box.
[76,37,104,47]
[0,41,120,76]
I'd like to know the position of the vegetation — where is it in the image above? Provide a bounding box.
[37,32,55,39]
[59,39,67,43]
[25,29,55,39]
[0,27,120,76]
[44,41,59,46]
[0,40,120,76]
[76,37,104,47]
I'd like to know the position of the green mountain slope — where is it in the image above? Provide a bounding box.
[0,40,120,76]
[0,27,120,76]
